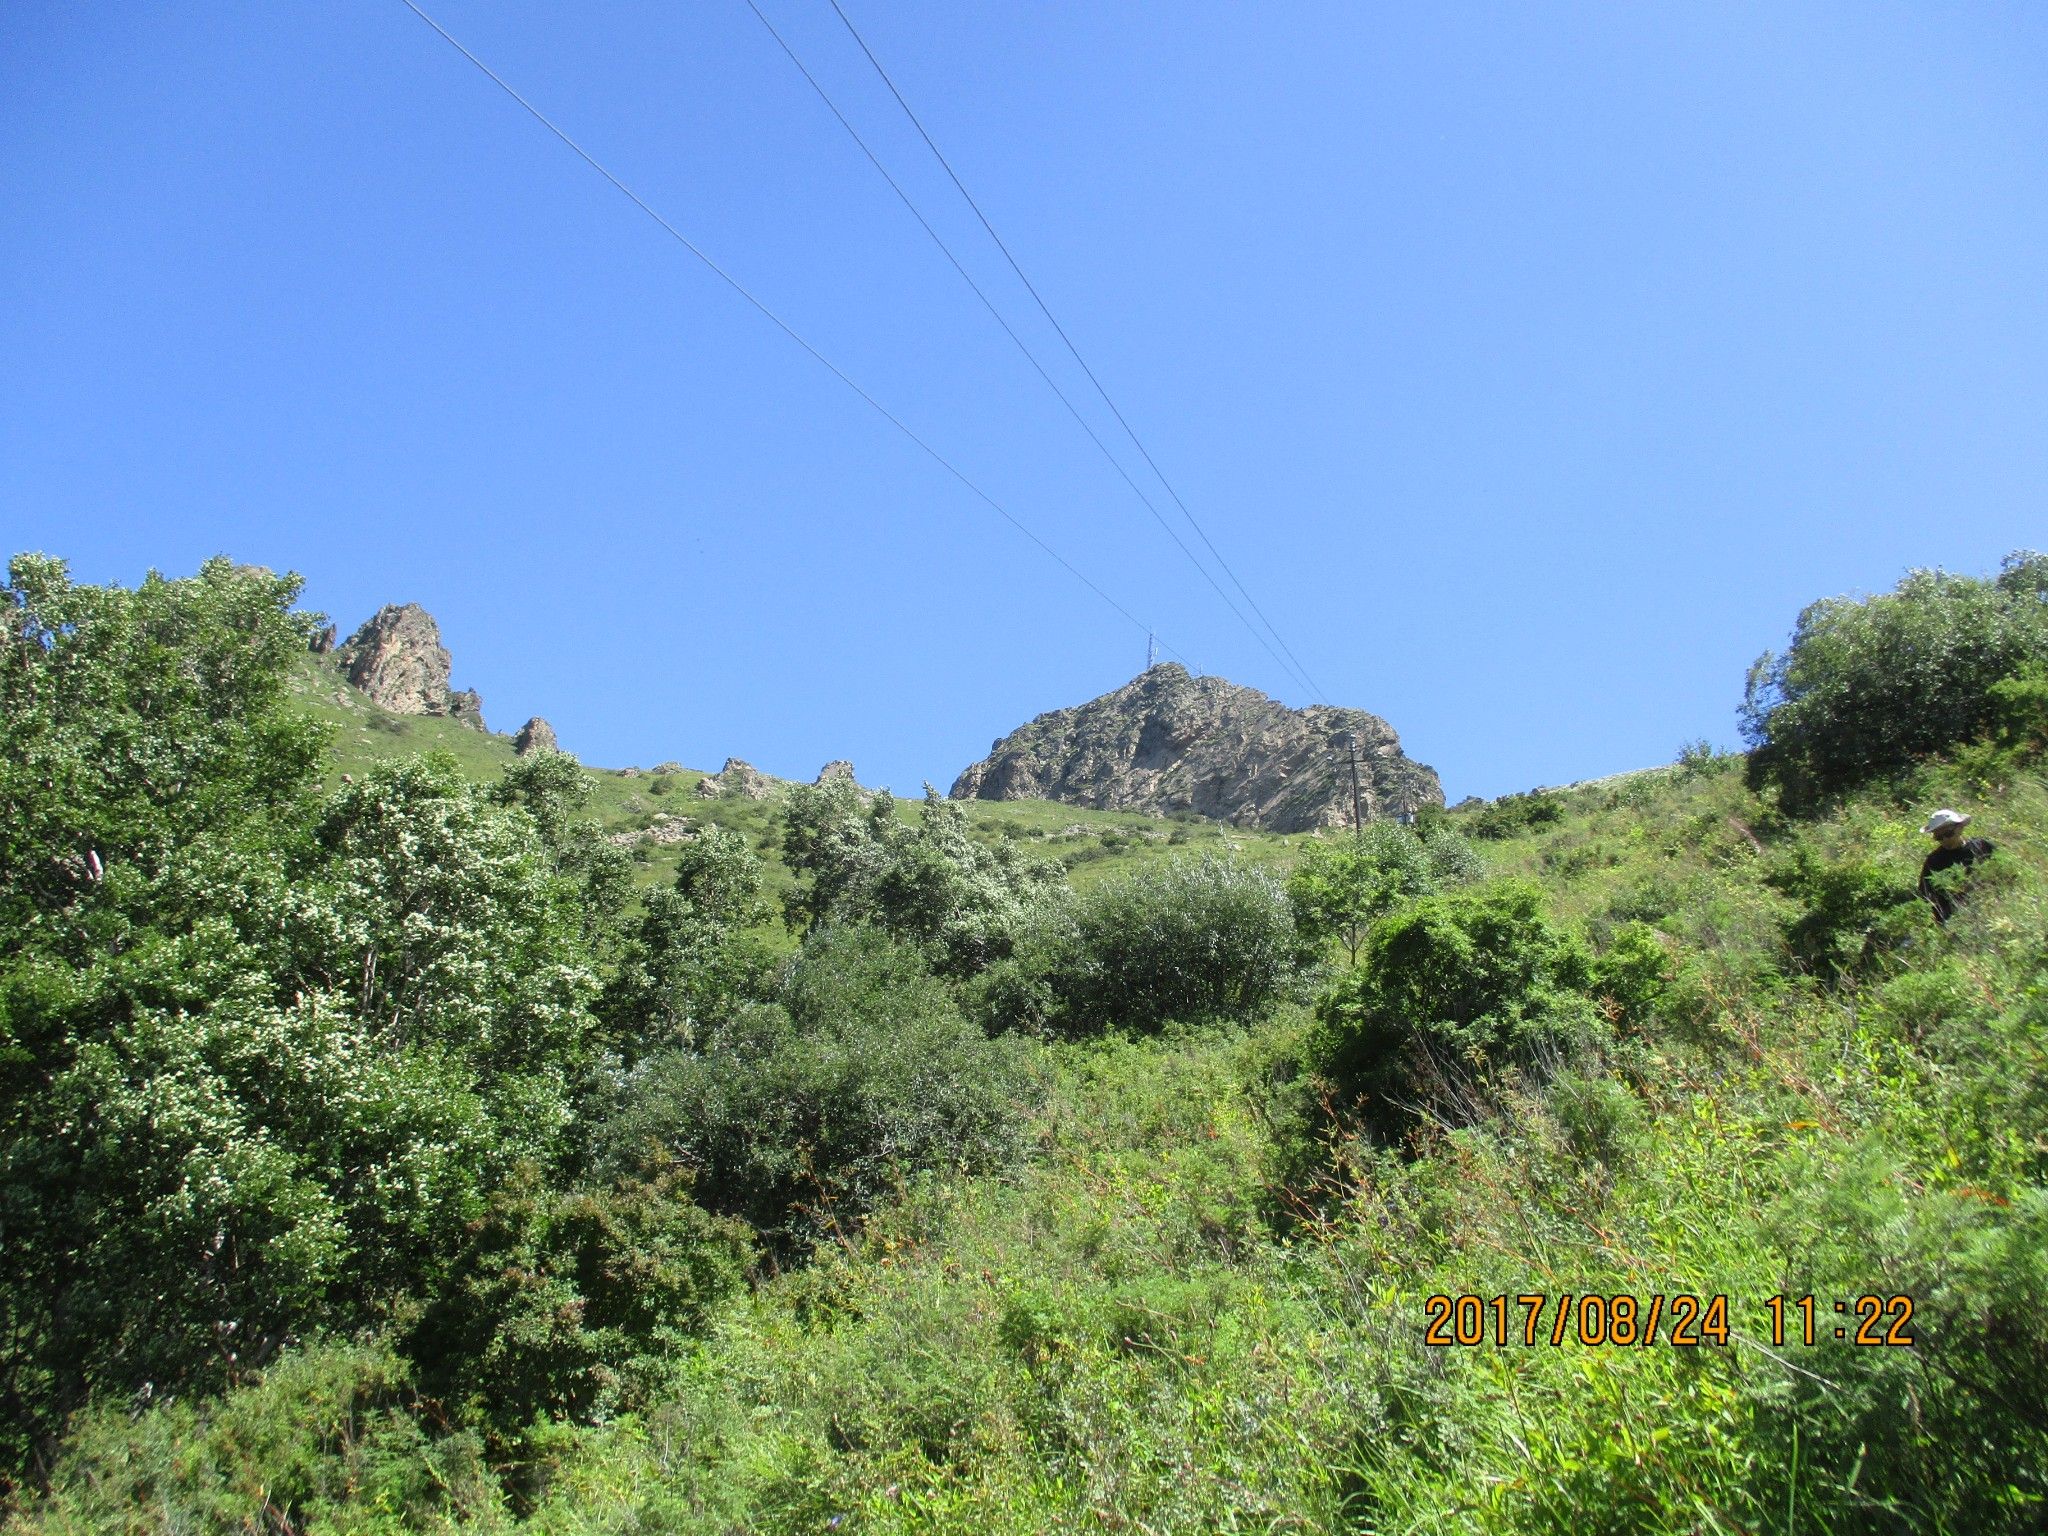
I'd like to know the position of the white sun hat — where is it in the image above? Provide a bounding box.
[1923,808,1973,835]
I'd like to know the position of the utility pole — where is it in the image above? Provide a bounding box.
[1331,731,1365,841]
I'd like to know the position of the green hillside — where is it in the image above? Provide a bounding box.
[7,554,2048,1533]
[290,648,1304,918]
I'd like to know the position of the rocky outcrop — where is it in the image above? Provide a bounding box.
[815,760,857,786]
[950,663,1441,832]
[513,717,558,756]
[334,604,486,730]
[696,758,776,800]
[310,623,337,655]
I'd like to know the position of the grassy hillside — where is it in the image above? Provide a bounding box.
[29,723,2048,1532]
[12,561,2044,1534]
[291,650,1303,917]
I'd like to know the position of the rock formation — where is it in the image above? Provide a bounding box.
[334,604,487,730]
[815,760,857,785]
[309,623,337,655]
[513,717,558,756]
[950,663,1441,833]
[696,757,776,800]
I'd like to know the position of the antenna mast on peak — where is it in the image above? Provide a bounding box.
[1146,632,1158,670]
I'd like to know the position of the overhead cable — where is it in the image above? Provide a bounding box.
[823,0,1331,702]
[393,0,1192,669]
[742,0,1312,697]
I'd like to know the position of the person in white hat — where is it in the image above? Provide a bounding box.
[1917,809,1995,924]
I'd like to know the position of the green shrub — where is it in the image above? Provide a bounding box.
[1465,789,1567,840]
[1743,551,2048,809]
[986,854,1298,1036]
[407,1160,750,1439]
[1764,844,1928,980]
[599,927,1028,1253]
[1307,881,1602,1141]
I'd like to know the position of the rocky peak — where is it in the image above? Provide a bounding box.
[334,604,487,731]
[950,662,1441,832]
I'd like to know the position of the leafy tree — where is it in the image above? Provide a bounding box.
[601,824,774,1059]
[407,1159,751,1437]
[1288,824,1435,967]
[778,781,1057,978]
[1742,551,2048,808]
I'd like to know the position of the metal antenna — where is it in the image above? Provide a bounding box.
[1147,632,1158,670]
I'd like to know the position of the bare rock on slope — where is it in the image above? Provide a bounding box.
[513,717,558,756]
[334,604,488,730]
[950,663,1441,832]
[696,758,776,799]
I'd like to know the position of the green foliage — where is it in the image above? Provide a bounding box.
[1308,880,1602,1139]
[600,927,1029,1254]
[1743,550,2048,808]
[1764,843,1928,980]
[779,782,1059,978]
[982,854,1299,1036]
[408,1160,750,1438]
[1287,823,1434,967]
[1464,788,1567,840]
[9,1341,506,1534]
[600,824,775,1059]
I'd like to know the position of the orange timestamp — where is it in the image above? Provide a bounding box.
[1422,1292,1916,1348]
[1425,1293,1733,1347]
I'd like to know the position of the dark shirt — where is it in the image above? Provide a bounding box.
[1919,837,1994,922]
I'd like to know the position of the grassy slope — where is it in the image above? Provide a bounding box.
[35,664,2039,1532]
[476,749,2044,1532]
[290,652,1304,914]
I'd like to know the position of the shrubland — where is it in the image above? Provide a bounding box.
[4,551,2047,1532]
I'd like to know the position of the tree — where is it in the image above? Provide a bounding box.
[1743,552,2048,809]
[1288,824,1435,967]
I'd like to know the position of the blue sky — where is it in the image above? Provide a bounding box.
[5,1,2045,801]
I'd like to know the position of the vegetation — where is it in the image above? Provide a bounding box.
[6,550,2048,1533]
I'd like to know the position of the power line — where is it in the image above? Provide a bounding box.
[822,0,1332,702]
[392,0,1193,670]
[741,0,1311,696]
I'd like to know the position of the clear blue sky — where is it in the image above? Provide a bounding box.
[6,2,2045,801]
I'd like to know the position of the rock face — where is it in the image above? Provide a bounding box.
[950,663,1442,833]
[334,604,487,730]
[815,760,857,786]
[696,757,776,800]
[513,717,558,756]
[309,623,337,655]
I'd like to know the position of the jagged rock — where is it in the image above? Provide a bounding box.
[621,767,642,779]
[448,688,486,733]
[950,663,1442,833]
[815,760,857,786]
[697,757,775,800]
[513,717,558,756]
[653,761,683,775]
[310,624,337,655]
[334,604,487,730]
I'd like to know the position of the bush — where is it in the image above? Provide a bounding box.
[1743,551,2048,809]
[407,1160,750,1438]
[1464,790,1567,840]
[1307,881,1602,1141]
[599,927,1028,1253]
[984,854,1298,1036]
